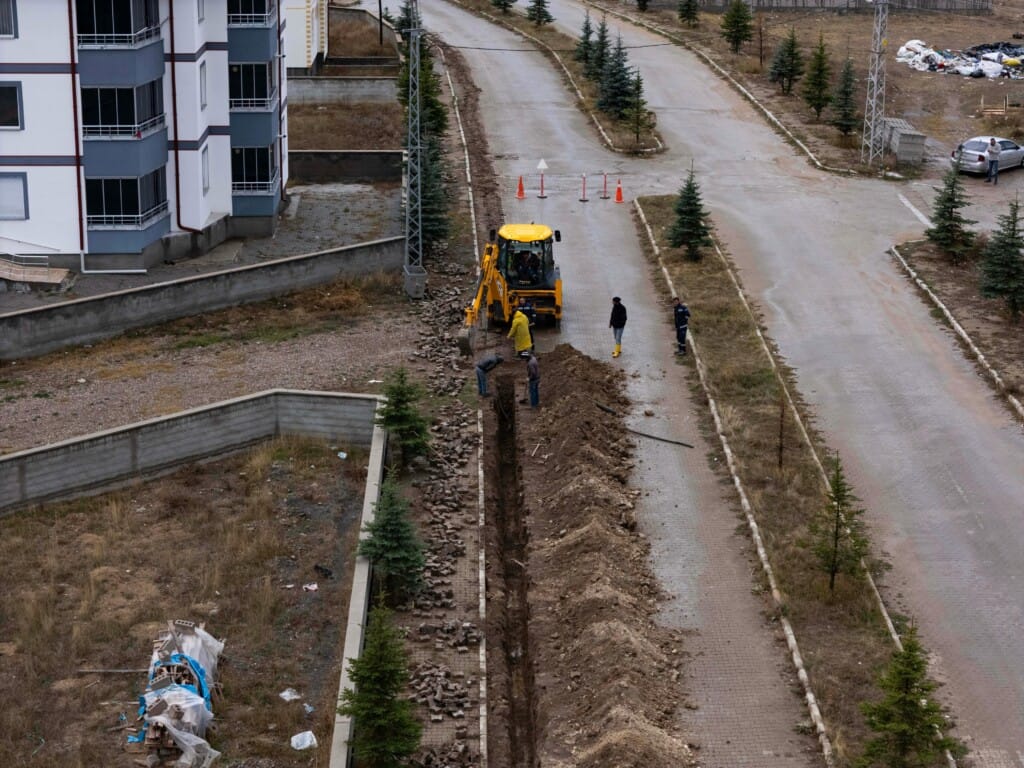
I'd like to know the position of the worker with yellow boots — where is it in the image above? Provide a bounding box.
[609,296,627,358]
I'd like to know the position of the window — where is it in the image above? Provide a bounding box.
[227,0,273,25]
[231,145,277,192]
[0,0,17,38]
[0,83,22,129]
[81,81,163,136]
[86,168,167,226]
[0,173,28,220]
[229,63,274,108]
[202,146,210,194]
[197,0,204,21]
[199,62,207,110]
[76,0,159,43]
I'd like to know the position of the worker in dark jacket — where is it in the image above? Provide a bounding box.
[526,353,540,407]
[673,297,691,356]
[475,353,503,396]
[609,296,627,358]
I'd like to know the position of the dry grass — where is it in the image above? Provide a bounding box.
[288,102,405,150]
[0,437,366,766]
[637,195,895,764]
[450,0,663,151]
[328,9,400,58]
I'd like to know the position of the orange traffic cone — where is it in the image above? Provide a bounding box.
[516,176,526,200]
[614,180,624,204]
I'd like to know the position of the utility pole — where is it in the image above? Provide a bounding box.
[403,0,427,298]
[861,0,889,167]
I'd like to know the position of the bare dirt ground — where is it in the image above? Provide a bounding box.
[287,104,405,150]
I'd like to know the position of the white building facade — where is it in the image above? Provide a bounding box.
[0,0,289,270]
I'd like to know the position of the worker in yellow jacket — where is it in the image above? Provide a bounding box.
[508,309,533,358]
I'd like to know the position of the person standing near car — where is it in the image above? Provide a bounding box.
[609,296,627,358]
[986,137,1001,184]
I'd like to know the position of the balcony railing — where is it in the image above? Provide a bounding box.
[232,171,280,194]
[82,114,166,139]
[87,201,169,229]
[77,25,161,48]
[229,90,278,111]
[227,6,275,26]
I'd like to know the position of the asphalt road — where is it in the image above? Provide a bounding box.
[422,0,1024,764]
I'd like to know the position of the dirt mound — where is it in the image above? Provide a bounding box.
[518,344,694,768]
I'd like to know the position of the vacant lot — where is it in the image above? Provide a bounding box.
[288,102,405,150]
[0,437,365,766]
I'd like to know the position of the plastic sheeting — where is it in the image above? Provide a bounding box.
[896,39,1024,79]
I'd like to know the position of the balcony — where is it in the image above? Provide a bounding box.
[227,4,275,27]
[87,201,168,229]
[229,89,278,112]
[232,170,280,195]
[82,114,166,139]
[77,25,160,48]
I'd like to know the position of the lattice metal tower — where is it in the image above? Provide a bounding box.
[403,1,427,298]
[861,0,889,166]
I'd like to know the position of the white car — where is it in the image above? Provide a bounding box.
[951,136,1024,174]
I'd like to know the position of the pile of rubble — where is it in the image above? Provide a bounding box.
[126,620,224,768]
[414,619,482,652]
[897,39,1024,78]
[410,740,480,768]
[409,660,475,725]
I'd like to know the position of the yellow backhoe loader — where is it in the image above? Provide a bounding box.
[459,224,563,354]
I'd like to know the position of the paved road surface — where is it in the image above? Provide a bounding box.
[425,0,1024,764]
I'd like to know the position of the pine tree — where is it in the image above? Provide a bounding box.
[394,0,416,37]
[598,35,633,120]
[621,71,655,144]
[375,368,431,467]
[810,454,868,594]
[359,477,426,600]
[491,0,515,13]
[769,28,804,95]
[831,57,858,137]
[858,625,958,768]
[420,136,451,251]
[720,0,753,54]
[980,198,1024,320]
[926,162,976,265]
[338,603,422,768]
[802,33,832,120]
[397,43,447,139]
[678,0,699,28]
[637,0,650,11]
[667,168,712,261]
[574,11,593,66]
[526,0,553,26]
[585,17,611,81]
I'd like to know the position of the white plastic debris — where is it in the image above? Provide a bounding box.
[337,451,348,460]
[290,731,318,750]
[279,688,302,702]
[302,583,319,592]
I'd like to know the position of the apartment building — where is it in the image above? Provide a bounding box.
[0,0,289,271]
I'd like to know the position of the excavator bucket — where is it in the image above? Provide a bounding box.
[457,326,475,356]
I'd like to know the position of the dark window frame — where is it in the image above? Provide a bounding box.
[0,171,28,220]
[0,81,23,130]
[0,0,18,38]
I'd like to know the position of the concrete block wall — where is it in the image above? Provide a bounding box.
[288,151,403,183]
[287,76,398,104]
[0,390,382,513]
[0,237,404,361]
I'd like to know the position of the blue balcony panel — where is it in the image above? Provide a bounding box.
[79,39,165,87]
[87,213,170,254]
[228,25,278,64]
[83,127,168,177]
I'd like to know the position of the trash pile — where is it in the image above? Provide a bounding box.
[126,620,224,768]
[897,40,1024,78]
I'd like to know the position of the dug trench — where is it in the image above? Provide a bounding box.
[481,345,695,767]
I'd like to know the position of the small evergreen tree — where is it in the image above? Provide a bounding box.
[980,198,1024,320]
[574,11,593,66]
[637,0,650,11]
[926,162,976,265]
[598,35,633,120]
[394,0,417,37]
[360,477,425,600]
[526,0,553,26]
[376,368,431,466]
[810,454,868,594]
[667,168,712,261]
[802,33,832,120]
[622,71,655,144]
[720,0,753,54]
[491,0,515,13]
[858,625,958,768]
[585,17,611,81]
[419,136,451,251]
[831,57,858,137]
[338,603,422,768]
[397,43,447,139]
[769,28,804,95]
[678,0,700,27]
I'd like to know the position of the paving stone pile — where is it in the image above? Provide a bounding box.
[410,660,475,723]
